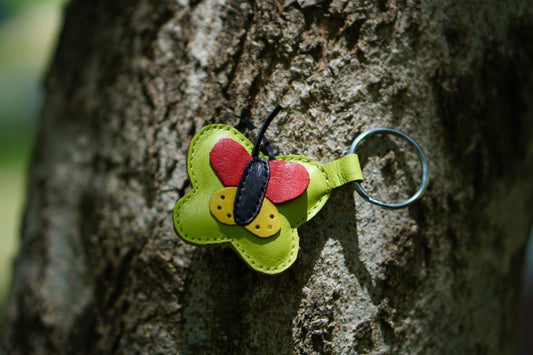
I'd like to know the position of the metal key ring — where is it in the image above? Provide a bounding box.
[348,127,429,209]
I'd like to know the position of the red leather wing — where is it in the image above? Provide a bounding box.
[266,160,310,204]
[210,138,252,186]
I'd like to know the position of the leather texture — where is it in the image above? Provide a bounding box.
[265,160,310,204]
[210,138,251,187]
[209,187,238,225]
[210,138,310,204]
[323,155,363,188]
[234,157,270,225]
[173,124,363,274]
[209,187,281,238]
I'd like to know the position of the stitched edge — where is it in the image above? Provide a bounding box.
[173,125,299,273]
[234,158,270,225]
[276,155,332,226]
[230,223,298,274]
[174,125,246,244]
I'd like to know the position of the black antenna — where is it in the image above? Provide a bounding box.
[239,117,277,160]
[251,105,282,158]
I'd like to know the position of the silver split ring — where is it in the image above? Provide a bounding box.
[348,127,429,209]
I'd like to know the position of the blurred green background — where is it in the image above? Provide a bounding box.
[0,0,65,307]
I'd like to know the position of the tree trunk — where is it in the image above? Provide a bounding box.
[2,0,533,353]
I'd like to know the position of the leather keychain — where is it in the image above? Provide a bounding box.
[173,105,428,274]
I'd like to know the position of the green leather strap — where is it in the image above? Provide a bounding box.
[323,154,363,189]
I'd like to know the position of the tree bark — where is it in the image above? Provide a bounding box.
[2,0,533,353]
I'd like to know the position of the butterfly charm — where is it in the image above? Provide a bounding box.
[173,106,363,274]
[209,138,309,238]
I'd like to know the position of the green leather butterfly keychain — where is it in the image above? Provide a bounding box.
[173,105,428,274]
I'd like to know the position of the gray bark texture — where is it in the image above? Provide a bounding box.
[2,0,533,353]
